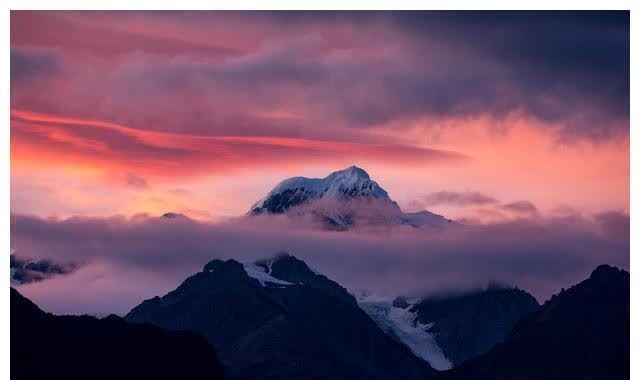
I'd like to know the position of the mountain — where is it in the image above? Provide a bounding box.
[357,297,453,371]
[249,166,452,229]
[125,253,436,380]
[406,286,540,365]
[439,265,630,380]
[10,287,225,380]
[250,166,390,213]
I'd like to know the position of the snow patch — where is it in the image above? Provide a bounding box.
[243,263,294,287]
[358,297,452,371]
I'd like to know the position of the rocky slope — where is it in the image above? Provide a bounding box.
[125,253,435,380]
[408,286,539,365]
[438,265,630,380]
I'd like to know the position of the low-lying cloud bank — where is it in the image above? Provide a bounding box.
[10,210,628,316]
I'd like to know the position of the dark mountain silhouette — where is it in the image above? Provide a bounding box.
[439,265,630,380]
[406,286,539,364]
[11,259,629,380]
[11,288,225,380]
[125,253,435,380]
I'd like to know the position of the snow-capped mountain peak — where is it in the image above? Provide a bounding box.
[249,166,390,215]
[249,165,453,230]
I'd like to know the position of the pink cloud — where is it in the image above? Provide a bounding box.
[11,109,466,181]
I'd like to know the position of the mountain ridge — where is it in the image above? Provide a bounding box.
[11,287,225,380]
[408,286,539,365]
[438,264,630,380]
[125,253,436,380]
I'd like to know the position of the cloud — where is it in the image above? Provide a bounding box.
[391,11,629,140]
[11,109,466,180]
[10,11,629,142]
[10,253,79,284]
[593,210,629,241]
[11,210,629,315]
[125,173,149,189]
[500,200,539,215]
[10,46,63,83]
[419,191,498,207]
[10,11,242,60]
[408,190,547,223]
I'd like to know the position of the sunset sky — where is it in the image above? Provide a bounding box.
[10,11,629,221]
[10,11,630,314]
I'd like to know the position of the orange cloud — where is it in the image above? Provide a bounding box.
[11,109,467,182]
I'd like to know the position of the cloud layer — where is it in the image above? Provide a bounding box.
[11,210,629,316]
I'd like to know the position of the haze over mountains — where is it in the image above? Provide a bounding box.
[10,165,629,316]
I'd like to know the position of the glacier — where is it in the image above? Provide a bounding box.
[358,297,453,371]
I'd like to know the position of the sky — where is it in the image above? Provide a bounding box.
[10,11,630,315]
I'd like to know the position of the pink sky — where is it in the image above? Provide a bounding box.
[10,12,629,222]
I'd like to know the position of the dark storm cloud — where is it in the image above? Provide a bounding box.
[410,12,627,139]
[247,11,630,139]
[11,210,629,314]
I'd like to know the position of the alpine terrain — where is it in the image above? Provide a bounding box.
[125,253,436,380]
[249,166,452,229]
[439,265,630,380]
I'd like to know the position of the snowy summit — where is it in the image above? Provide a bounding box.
[249,166,391,214]
[249,165,453,229]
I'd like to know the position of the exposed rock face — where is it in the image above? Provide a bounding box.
[126,253,436,380]
[410,287,540,365]
[438,265,630,380]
